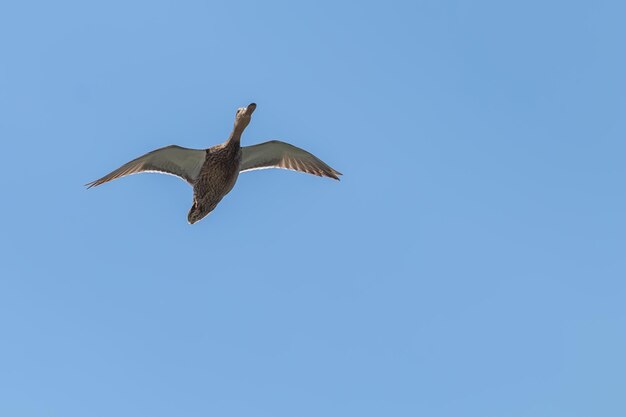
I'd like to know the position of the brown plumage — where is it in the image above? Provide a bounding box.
[86,103,342,224]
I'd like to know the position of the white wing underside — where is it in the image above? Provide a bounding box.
[116,169,189,181]
[86,145,206,188]
[240,140,341,180]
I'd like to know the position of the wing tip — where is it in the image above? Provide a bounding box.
[326,168,342,181]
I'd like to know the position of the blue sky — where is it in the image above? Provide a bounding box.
[1,0,624,415]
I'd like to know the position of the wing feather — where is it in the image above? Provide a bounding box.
[240,141,341,180]
[86,145,206,188]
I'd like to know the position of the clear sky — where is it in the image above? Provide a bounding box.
[1,1,624,416]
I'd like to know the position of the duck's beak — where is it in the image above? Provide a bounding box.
[244,103,256,116]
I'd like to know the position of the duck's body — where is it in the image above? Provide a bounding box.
[188,140,241,223]
[87,103,341,224]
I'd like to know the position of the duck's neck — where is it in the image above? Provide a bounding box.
[226,126,244,145]
[226,117,249,146]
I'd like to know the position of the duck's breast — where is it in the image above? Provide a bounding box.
[194,147,241,201]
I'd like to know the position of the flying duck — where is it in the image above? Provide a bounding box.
[86,103,341,224]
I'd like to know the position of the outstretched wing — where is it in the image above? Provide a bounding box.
[86,145,206,188]
[240,140,341,180]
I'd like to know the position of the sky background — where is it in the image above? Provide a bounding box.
[1,0,625,416]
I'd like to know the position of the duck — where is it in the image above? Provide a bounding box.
[86,103,341,224]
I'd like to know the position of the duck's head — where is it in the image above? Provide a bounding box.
[234,102,256,130]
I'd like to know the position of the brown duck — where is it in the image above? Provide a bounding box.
[86,103,341,224]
